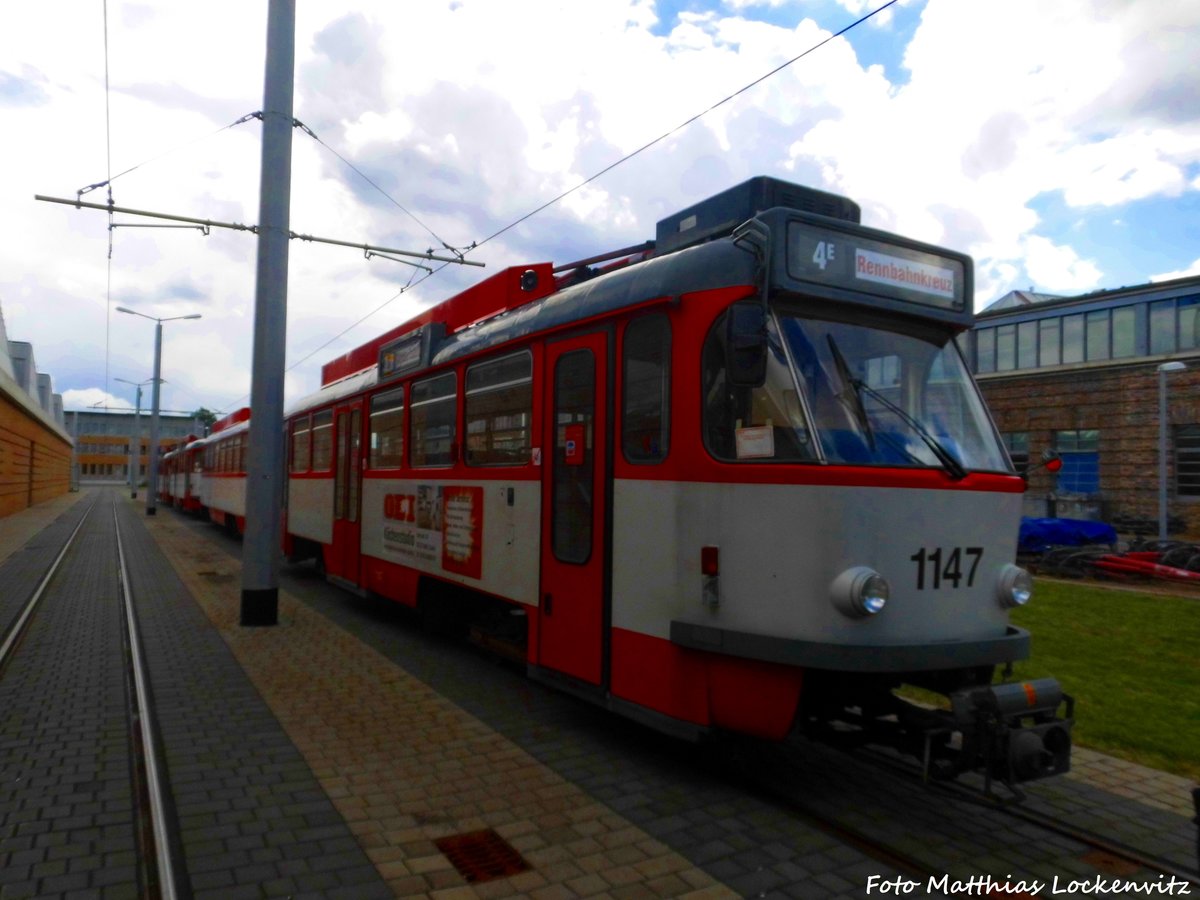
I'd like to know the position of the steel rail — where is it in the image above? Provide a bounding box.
[114,505,181,900]
[0,497,96,668]
[857,745,1200,887]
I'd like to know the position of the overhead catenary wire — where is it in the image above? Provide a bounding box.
[75,0,898,414]
[75,112,261,200]
[471,0,901,253]
[294,119,470,260]
[273,0,902,380]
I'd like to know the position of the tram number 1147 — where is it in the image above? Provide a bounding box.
[910,547,983,590]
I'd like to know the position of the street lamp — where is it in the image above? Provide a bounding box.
[114,376,157,499]
[116,306,202,515]
[1157,361,1187,541]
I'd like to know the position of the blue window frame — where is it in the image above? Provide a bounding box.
[1054,429,1100,494]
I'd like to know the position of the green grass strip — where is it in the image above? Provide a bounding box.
[1007,579,1200,781]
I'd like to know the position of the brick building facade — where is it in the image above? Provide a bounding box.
[966,275,1200,537]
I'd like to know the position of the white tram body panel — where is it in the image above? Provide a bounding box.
[189,471,205,506]
[198,468,214,511]
[208,475,246,520]
[287,478,334,545]
[611,479,1022,647]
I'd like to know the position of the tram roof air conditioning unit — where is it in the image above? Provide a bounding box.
[655,176,861,256]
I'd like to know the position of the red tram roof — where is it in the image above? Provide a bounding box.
[319,263,556,387]
[211,407,251,434]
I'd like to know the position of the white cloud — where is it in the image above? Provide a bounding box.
[1021,236,1102,293]
[62,388,129,411]
[1151,259,1200,282]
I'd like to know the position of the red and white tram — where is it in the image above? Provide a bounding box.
[160,434,208,514]
[270,177,1071,789]
[202,408,251,534]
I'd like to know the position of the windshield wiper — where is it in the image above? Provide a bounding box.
[826,335,875,450]
[825,335,967,481]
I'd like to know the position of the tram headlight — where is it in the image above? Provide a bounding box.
[831,567,890,618]
[996,564,1033,609]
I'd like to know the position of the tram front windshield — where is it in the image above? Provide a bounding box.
[703,308,1011,474]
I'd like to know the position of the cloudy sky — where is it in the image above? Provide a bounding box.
[2,0,1198,418]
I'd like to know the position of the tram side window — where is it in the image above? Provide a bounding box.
[622,315,670,464]
[290,416,311,473]
[465,352,532,466]
[411,372,457,467]
[311,410,334,471]
[369,388,405,469]
[702,308,814,463]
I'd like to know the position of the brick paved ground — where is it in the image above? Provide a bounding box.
[143,500,739,899]
[0,493,141,899]
[115,495,395,900]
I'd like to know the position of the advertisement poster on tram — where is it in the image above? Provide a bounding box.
[380,484,483,580]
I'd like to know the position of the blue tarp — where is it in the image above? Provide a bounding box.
[1018,517,1118,554]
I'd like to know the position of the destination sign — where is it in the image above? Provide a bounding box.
[379,328,427,381]
[786,221,967,312]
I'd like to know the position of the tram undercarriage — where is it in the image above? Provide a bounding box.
[798,668,1074,799]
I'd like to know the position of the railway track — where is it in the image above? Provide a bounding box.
[0,490,182,900]
[701,733,1199,899]
[860,745,1200,886]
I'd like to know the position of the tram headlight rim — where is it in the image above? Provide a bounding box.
[996,563,1033,609]
[831,566,890,618]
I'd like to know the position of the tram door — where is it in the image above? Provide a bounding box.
[330,401,364,583]
[539,332,609,686]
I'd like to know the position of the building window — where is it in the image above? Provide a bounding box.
[465,353,532,466]
[996,324,1016,371]
[1054,429,1100,494]
[1062,314,1084,364]
[1180,297,1200,351]
[1150,300,1174,354]
[1085,310,1110,361]
[1002,432,1030,477]
[1038,318,1060,367]
[976,327,996,374]
[1112,306,1136,359]
[1017,321,1037,370]
[1176,425,1200,497]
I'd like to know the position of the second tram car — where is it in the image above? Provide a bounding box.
[228,176,1070,791]
[203,408,252,534]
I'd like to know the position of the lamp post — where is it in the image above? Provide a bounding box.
[1157,361,1187,541]
[115,376,156,499]
[116,306,202,515]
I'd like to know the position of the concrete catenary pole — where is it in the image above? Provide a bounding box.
[146,320,163,516]
[131,385,142,498]
[241,0,295,626]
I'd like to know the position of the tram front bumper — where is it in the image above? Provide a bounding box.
[669,620,1031,673]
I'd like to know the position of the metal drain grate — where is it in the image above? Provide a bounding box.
[434,828,531,884]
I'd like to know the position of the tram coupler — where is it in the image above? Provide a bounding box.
[948,678,1074,800]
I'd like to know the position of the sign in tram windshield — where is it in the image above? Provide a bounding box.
[785,218,969,315]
